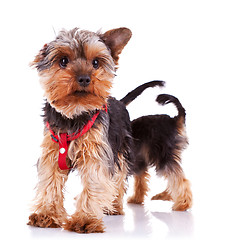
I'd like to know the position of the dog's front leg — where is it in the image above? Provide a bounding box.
[28,132,69,228]
[65,159,116,233]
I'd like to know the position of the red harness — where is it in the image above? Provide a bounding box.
[46,105,107,170]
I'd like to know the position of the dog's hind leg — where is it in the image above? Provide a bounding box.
[128,170,150,204]
[151,189,172,201]
[161,162,192,211]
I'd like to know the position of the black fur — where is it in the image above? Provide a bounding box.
[35,45,58,71]
[120,80,165,105]
[130,94,188,174]
[156,94,186,122]
[119,81,188,174]
[107,97,134,172]
[43,98,134,174]
[43,102,97,134]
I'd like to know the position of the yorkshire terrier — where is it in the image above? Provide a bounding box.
[28,26,192,234]
[28,27,135,233]
[121,82,193,211]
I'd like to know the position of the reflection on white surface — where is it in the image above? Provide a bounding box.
[121,203,193,239]
[26,202,194,240]
[151,211,194,239]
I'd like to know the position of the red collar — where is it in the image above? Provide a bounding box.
[46,105,107,170]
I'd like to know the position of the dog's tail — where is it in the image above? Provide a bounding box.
[156,94,186,123]
[120,80,165,106]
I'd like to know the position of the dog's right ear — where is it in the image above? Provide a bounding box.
[30,44,48,70]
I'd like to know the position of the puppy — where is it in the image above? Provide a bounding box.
[121,82,193,211]
[28,27,134,233]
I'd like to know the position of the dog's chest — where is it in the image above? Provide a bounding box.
[67,123,113,169]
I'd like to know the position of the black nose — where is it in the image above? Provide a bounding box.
[78,75,91,87]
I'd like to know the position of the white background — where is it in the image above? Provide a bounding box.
[1,0,240,239]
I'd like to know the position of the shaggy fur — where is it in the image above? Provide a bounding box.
[28,27,133,233]
[28,26,192,234]
[121,83,192,211]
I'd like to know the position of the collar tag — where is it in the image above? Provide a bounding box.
[58,133,71,170]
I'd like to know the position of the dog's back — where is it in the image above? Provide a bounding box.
[131,94,188,174]
[128,94,192,211]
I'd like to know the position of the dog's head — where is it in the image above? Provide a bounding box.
[32,27,132,118]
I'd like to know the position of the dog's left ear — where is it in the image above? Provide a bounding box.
[100,27,132,64]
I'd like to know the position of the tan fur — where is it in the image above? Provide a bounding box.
[128,129,192,211]
[28,131,69,227]
[127,146,150,204]
[151,189,173,201]
[128,167,192,211]
[163,169,193,211]
[64,213,105,233]
[100,28,132,65]
[29,27,132,233]
[165,125,192,211]
[37,37,115,118]
[107,154,128,215]
[128,170,150,204]
[69,124,116,218]
[67,123,128,232]
[29,122,129,232]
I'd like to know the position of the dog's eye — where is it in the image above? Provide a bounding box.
[59,57,69,68]
[92,59,99,69]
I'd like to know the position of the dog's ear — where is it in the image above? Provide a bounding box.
[100,27,132,64]
[30,44,48,69]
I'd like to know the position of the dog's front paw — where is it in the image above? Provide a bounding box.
[27,213,60,228]
[64,214,104,233]
[104,208,125,215]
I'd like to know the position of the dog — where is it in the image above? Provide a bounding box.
[121,82,193,211]
[28,27,136,233]
[28,26,191,234]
